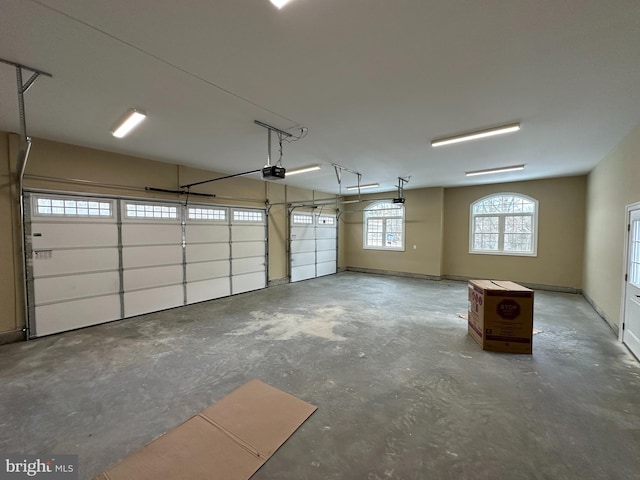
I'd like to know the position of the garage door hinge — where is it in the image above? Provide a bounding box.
[625,273,628,282]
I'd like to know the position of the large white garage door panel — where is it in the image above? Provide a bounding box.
[27,194,121,337]
[291,214,315,282]
[123,245,183,268]
[291,239,315,254]
[232,273,266,294]
[292,251,316,266]
[124,285,184,318]
[124,265,183,290]
[186,224,229,243]
[186,261,230,282]
[186,243,230,263]
[31,222,117,248]
[122,223,182,245]
[32,248,118,277]
[317,249,336,263]
[34,272,120,304]
[121,202,183,317]
[290,213,337,282]
[230,209,266,294]
[233,241,265,258]
[35,295,121,337]
[187,278,231,304]
[26,196,269,336]
[184,208,231,304]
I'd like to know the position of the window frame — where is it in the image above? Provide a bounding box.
[469,193,539,257]
[33,194,114,219]
[363,201,405,252]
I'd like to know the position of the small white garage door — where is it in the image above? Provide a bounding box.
[231,208,267,294]
[26,194,121,337]
[121,201,184,318]
[25,193,268,337]
[290,211,337,282]
[185,205,231,303]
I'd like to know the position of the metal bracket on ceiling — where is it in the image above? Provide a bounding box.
[332,163,363,196]
[396,176,410,199]
[254,120,293,167]
[0,58,52,142]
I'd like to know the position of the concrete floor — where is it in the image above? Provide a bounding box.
[1,272,640,480]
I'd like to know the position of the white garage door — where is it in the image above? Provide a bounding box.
[290,212,337,282]
[121,201,184,318]
[26,194,121,337]
[25,193,267,337]
[231,208,267,294]
[185,206,231,303]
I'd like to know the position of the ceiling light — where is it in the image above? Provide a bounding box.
[431,123,520,147]
[346,183,379,191]
[285,165,321,176]
[465,165,525,177]
[111,109,147,138]
[270,0,292,8]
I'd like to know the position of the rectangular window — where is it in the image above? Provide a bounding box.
[318,215,335,225]
[233,210,263,222]
[363,201,405,251]
[366,219,384,247]
[384,218,403,247]
[473,217,499,251]
[35,196,112,218]
[125,203,178,219]
[293,214,313,225]
[188,207,226,221]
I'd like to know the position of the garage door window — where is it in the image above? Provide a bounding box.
[470,193,538,256]
[125,202,178,219]
[363,201,404,251]
[35,195,112,218]
[188,207,226,221]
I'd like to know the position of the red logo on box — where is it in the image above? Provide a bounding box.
[497,299,520,319]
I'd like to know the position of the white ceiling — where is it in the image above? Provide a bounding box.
[1,0,639,195]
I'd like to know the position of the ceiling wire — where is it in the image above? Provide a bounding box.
[28,0,299,127]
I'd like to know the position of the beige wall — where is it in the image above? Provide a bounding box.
[343,188,445,277]
[443,176,586,290]
[0,133,329,339]
[583,124,640,331]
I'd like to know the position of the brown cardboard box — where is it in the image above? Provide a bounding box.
[93,379,317,480]
[468,280,534,354]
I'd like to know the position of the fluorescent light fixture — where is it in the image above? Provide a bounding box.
[465,164,525,177]
[431,123,520,147]
[285,165,321,176]
[270,0,292,8]
[346,183,379,191]
[111,109,147,138]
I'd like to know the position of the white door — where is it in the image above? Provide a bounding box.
[290,212,316,282]
[121,201,184,317]
[623,208,640,359]
[290,211,337,282]
[230,208,267,294]
[184,205,231,304]
[316,213,337,277]
[26,194,121,337]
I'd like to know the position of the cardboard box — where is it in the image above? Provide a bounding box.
[93,379,317,480]
[468,280,534,354]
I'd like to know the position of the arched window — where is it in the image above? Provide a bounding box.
[364,201,405,251]
[470,193,538,256]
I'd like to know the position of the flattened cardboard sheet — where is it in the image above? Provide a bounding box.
[93,379,317,480]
